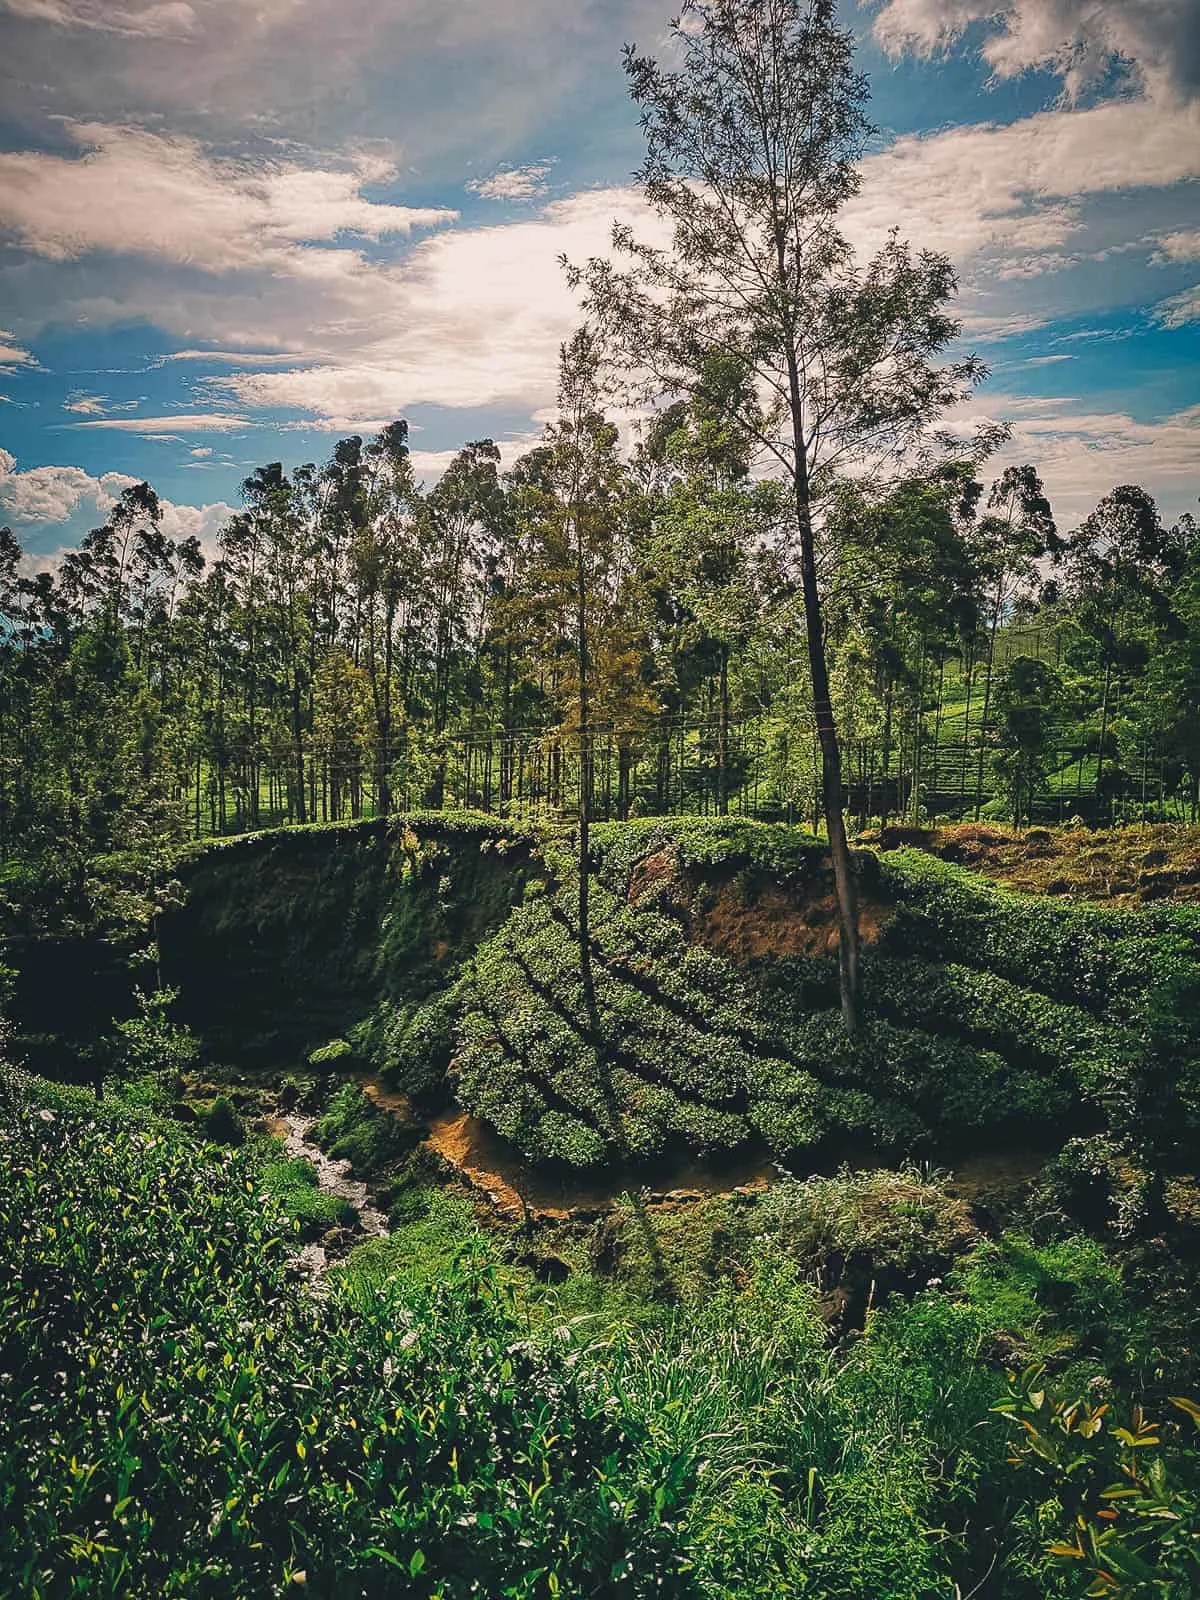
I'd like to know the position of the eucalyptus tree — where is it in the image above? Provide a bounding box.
[423,441,507,805]
[352,421,422,815]
[573,0,986,1030]
[830,468,981,821]
[992,656,1064,828]
[640,384,783,814]
[969,465,1058,817]
[1064,486,1181,808]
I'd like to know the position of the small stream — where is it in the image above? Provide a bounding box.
[275,1113,389,1277]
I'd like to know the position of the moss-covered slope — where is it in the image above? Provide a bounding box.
[159,814,539,1066]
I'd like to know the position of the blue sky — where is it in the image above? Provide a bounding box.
[0,0,1197,563]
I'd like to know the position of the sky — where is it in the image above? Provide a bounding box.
[0,0,1197,565]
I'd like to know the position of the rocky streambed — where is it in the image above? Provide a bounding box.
[271,1112,389,1276]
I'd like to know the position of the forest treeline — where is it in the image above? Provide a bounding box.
[1,405,1197,896]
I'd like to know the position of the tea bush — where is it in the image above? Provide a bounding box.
[449,821,1200,1170]
[0,1090,695,1599]
[10,1074,1194,1599]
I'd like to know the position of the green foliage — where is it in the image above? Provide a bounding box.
[312,1083,418,1179]
[0,1090,694,1599]
[260,1155,358,1237]
[160,814,538,1069]
[340,1188,482,1293]
[451,827,1196,1170]
[201,1094,245,1146]
[955,1235,1145,1377]
[109,987,199,1082]
[12,1077,1200,1599]
[998,1370,1200,1597]
[307,1037,353,1066]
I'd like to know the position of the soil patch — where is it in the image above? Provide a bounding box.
[423,1110,777,1222]
[872,822,1200,905]
[630,849,894,962]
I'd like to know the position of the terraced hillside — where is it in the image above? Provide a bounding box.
[442,819,1200,1171]
[156,814,1200,1178]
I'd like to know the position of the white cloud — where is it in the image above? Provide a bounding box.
[0,0,669,175]
[212,186,664,420]
[0,453,138,523]
[1024,353,1075,366]
[154,496,234,558]
[955,391,1200,522]
[467,163,555,201]
[846,96,1200,270]
[0,448,233,560]
[0,0,204,37]
[1156,285,1200,328]
[871,0,1200,103]
[69,412,253,433]
[0,123,457,271]
[1153,230,1200,264]
[189,446,213,458]
[63,392,108,415]
[161,348,314,365]
[0,329,36,371]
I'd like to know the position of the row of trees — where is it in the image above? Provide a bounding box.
[2,418,1195,872]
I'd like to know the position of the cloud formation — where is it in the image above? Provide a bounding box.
[872,0,1200,102]
[69,412,253,434]
[0,329,36,372]
[956,394,1200,522]
[0,449,137,523]
[0,447,233,560]
[0,124,456,272]
[468,163,555,201]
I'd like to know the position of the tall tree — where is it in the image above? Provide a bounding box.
[573,0,986,1030]
[513,331,630,1015]
[1065,486,1181,813]
[970,465,1058,818]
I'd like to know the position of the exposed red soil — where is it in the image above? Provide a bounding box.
[630,846,894,961]
[871,822,1200,905]
[423,1109,775,1222]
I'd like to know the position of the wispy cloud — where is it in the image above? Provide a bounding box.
[952,393,1200,522]
[68,412,253,433]
[467,162,555,201]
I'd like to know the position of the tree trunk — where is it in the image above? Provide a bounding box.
[575,531,596,1024]
[717,648,730,816]
[974,593,1002,822]
[787,350,860,1032]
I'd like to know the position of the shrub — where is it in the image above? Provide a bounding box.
[260,1156,358,1237]
[312,1083,418,1179]
[202,1094,245,1146]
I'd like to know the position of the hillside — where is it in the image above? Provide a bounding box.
[7,817,1200,1597]
[148,815,1200,1193]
